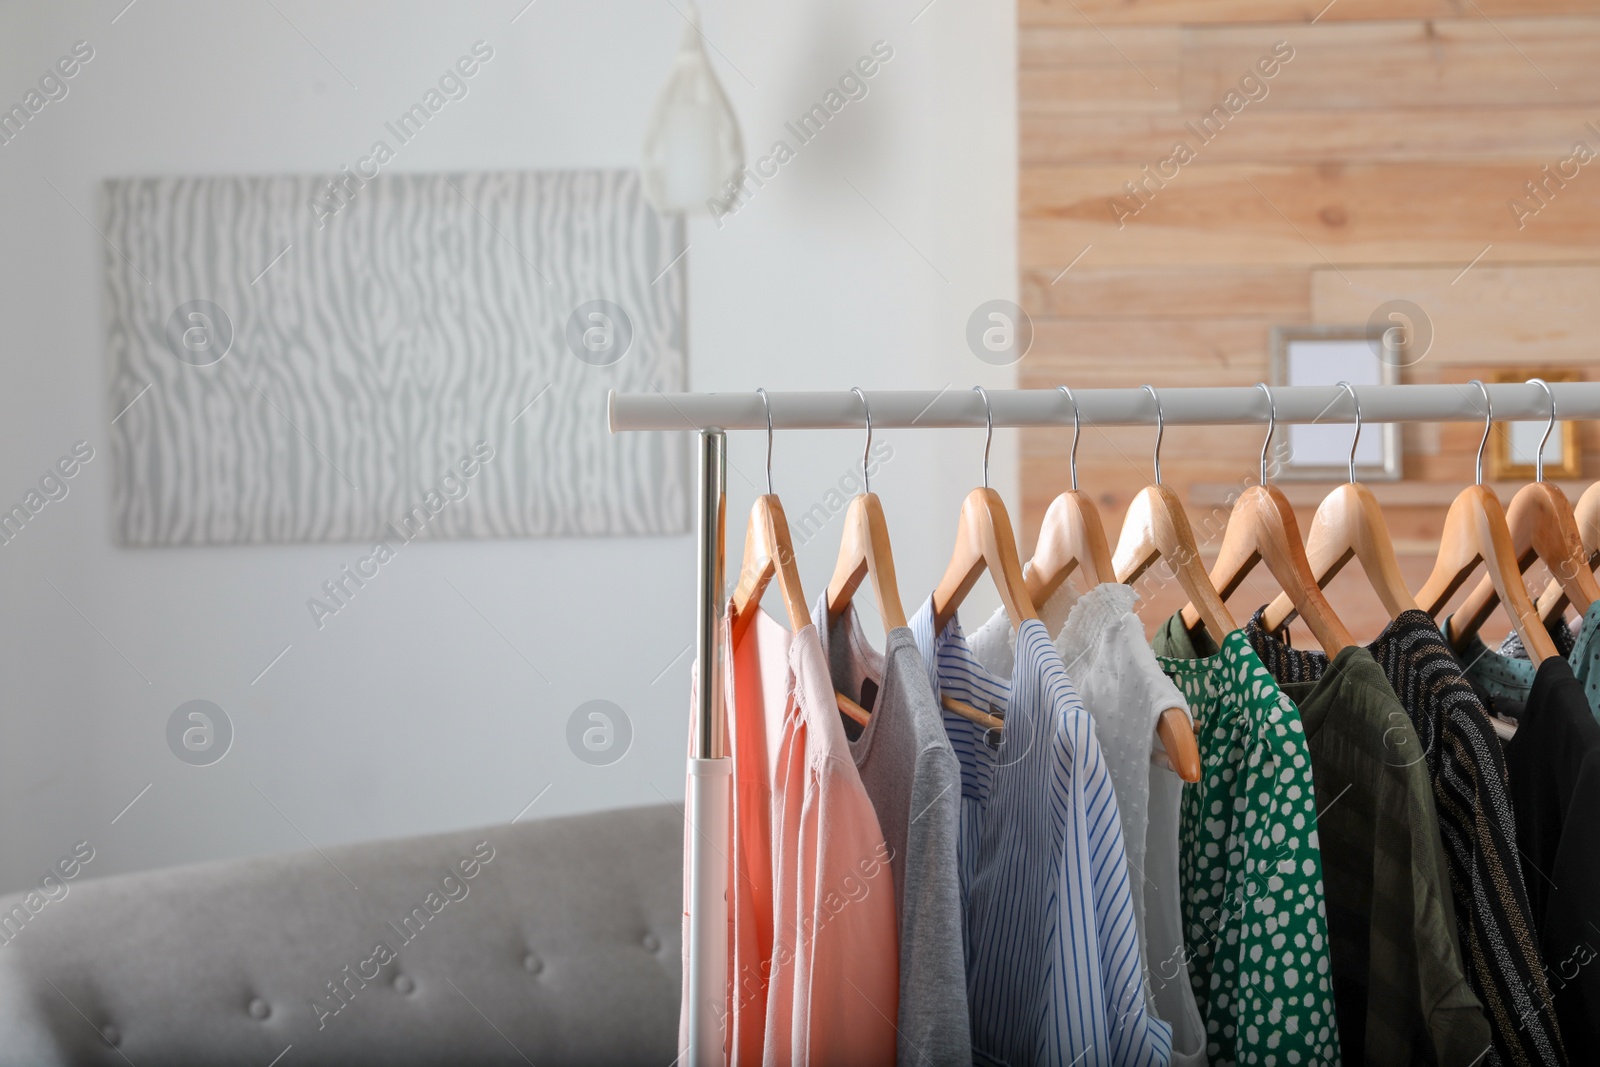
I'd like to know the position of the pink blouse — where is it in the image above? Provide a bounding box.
[680,607,899,1066]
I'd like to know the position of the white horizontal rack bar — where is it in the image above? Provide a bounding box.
[610,382,1600,433]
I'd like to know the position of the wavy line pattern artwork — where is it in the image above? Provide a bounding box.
[104,169,687,545]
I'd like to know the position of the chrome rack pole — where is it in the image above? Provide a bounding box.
[685,428,729,1067]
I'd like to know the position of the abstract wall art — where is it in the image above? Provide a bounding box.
[104,169,687,545]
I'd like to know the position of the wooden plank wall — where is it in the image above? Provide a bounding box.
[1019,0,1600,638]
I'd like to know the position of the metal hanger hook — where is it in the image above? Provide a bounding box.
[1256,382,1277,487]
[851,386,872,495]
[755,387,774,496]
[973,385,994,489]
[1469,379,1491,486]
[1141,384,1164,486]
[1336,381,1361,484]
[1529,377,1556,483]
[1057,385,1082,492]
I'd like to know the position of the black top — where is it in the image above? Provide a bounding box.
[1504,656,1600,1063]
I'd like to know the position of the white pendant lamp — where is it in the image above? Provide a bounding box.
[641,3,745,215]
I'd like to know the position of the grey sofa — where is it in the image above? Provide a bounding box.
[0,804,683,1065]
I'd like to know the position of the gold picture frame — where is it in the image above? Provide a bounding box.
[1486,368,1583,481]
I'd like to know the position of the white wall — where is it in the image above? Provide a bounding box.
[0,0,1015,892]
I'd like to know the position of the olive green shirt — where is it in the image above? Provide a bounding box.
[1239,613,1495,1067]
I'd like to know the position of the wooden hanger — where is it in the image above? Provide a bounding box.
[1451,480,1597,639]
[729,495,816,640]
[931,387,1039,635]
[1262,381,1419,633]
[941,694,1004,732]
[728,390,868,725]
[1577,480,1600,554]
[1113,385,1239,641]
[1454,379,1599,641]
[932,487,1038,634]
[1180,384,1354,654]
[728,390,813,644]
[1102,385,1214,785]
[1535,479,1600,621]
[1026,386,1115,607]
[1416,381,1558,664]
[826,389,909,632]
[836,691,873,725]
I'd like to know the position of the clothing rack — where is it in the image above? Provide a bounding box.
[607,381,1600,1067]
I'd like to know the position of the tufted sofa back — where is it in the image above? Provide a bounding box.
[0,804,682,1066]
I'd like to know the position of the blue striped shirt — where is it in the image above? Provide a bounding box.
[912,599,1173,1067]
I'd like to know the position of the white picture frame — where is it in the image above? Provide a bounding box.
[1270,325,1402,481]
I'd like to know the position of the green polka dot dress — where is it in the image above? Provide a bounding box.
[1153,617,1342,1067]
